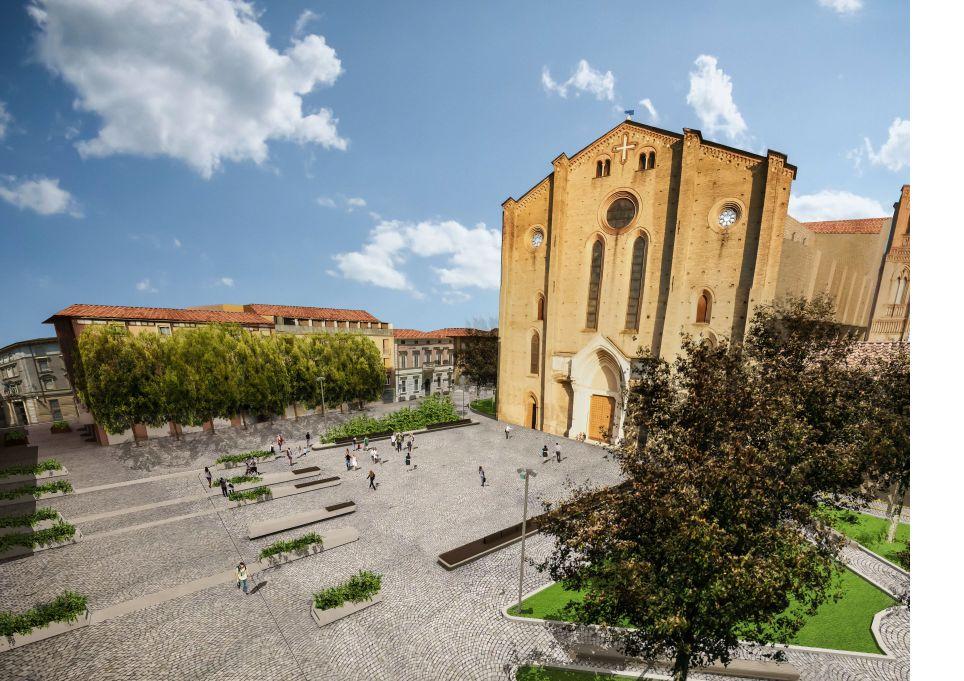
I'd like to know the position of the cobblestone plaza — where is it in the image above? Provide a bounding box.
[0,409,908,680]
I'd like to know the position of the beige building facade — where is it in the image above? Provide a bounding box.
[497,121,909,444]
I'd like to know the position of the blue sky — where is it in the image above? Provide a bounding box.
[0,0,909,347]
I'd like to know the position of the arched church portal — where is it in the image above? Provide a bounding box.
[569,342,628,444]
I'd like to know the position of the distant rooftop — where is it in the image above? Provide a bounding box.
[245,304,382,324]
[44,304,273,326]
[801,217,890,234]
[394,327,495,340]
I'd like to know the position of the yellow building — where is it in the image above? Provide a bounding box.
[496,121,909,443]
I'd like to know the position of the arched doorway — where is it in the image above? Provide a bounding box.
[525,394,538,430]
[568,336,630,444]
[586,352,621,442]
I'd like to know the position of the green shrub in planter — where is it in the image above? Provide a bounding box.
[2,429,28,445]
[215,450,274,465]
[321,395,459,443]
[0,459,62,479]
[259,531,323,560]
[313,570,382,611]
[227,486,271,502]
[0,591,87,638]
[50,421,71,434]
[0,522,76,553]
[0,507,59,528]
[227,475,261,485]
[0,480,73,501]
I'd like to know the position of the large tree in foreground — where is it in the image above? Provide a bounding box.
[539,299,883,680]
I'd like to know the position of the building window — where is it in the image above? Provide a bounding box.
[536,294,545,321]
[49,399,62,421]
[606,197,637,229]
[399,378,407,393]
[414,376,420,392]
[696,290,712,324]
[436,349,442,363]
[42,375,56,389]
[638,153,647,171]
[596,160,603,177]
[586,240,604,329]
[0,365,15,379]
[595,159,611,178]
[398,353,407,369]
[625,236,648,330]
[530,332,540,375]
[648,151,656,169]
[413,352,420,368]
[37,358,50,372]
[159,326,171,336]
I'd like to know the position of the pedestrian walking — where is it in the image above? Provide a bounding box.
[407,438,413,454]
[350,453,358,470]
[542,444,548,459]
[352,436,358,450]
[555,442,562,462]
[345,450,351,471]
[396,436,402,453]
[286,449,293,466]
[478,466,486,487]
[277,434,284,449]
[390,433,396,449]
[227,482,235,496]
[363,436,369,449]
[219,477,228,497]
[204,466,213,488]
[368,469,376,490]
[305,431,311,446]
[505,424,512,439]
[236,561,249,595]
[405,451,411,467]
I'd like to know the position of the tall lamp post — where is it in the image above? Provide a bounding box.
[315,375,327,433]
[516,467,537,613]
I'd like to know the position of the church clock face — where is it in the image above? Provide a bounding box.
[530,230,544,248]
[718,207,738,228]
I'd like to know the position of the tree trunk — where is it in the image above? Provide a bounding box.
[886,482,905,543]
[130,419,140,447]
[673,650,691,681]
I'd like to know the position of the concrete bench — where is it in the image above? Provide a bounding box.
[247,500,356,539]
[228,466,323,492]
[570,644,800,681]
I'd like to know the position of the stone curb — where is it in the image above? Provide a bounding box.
[0,490,72,508]
[0,608,91,654]
[0,466,69,485]
[310,593,382,628]
[848,537,910,577]
[500,581,895,662]
[309,419,478,452]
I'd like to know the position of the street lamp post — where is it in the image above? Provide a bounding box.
[516,467,537,613]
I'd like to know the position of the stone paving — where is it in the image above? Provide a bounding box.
[0,410,908,680]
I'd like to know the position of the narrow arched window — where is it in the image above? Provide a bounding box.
[625,236,648,330]
[638,153,647,171]
[586,240,604,329]
[603,159,611,176]
[648,151,656,169]
[696,290,712,324]
[530,332,540,375]
[596,160,603,178]
[536,294,545,321]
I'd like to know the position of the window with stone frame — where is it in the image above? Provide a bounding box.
[625,236,648,330]
[530,332,540,375]
[586,240,605,329]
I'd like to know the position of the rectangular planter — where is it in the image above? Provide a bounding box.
[260,527,360,567]
[310,593,382,628]
[0,528,81,561]
[228,476,341,509]
[0,516,62,537]
[0,490,72,508]
[0,467,69,485]
[0,608,91,653]
[231,466,322,492]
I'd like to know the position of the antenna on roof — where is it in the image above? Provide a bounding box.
[624,109,635,120]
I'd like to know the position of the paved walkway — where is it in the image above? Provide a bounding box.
[0,415,908,680]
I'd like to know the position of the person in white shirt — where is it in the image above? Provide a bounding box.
[505,425,512,439]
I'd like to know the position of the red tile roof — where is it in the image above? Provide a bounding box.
[430,327,497,337]
[393,328,441,339]
[801,217,889,234]
[245,304,381,323]
[44,304,273,326]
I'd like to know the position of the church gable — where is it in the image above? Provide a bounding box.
[566,121,682,174]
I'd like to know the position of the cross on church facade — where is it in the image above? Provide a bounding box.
[612,133,636,164]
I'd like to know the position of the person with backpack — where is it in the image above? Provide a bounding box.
[236,562,249,595]
[542,444,548,459]
[204,466,213,488]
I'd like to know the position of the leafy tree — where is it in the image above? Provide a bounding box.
[455,329,498,395]
[176,324,242,429]
[539,298,883,680]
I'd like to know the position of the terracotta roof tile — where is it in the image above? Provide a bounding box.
[429,327,497,337]
[393,328,438,339]
[245,304,381,323]
[801,217,889,234]
[44,304,273,326]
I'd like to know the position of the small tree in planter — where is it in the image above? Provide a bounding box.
[49,421,71,434]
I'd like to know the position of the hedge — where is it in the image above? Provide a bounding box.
[0,591,88,638]
[215,450,274,465]
[50,421,71,433]
[0,480,73,501]
[228,486,271,502]
[0,459,63,479]
[321,395,459,443]
[0,507,60,529]
[313,570,382,611]
[0,522,76,554]
[3,429,28,445]
[227,475,261,485]
[259,531,323,560]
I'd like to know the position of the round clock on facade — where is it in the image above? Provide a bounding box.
[718,206,738,228]
[531,230,544,247]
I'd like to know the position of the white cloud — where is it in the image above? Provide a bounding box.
[789,190,887,222]
[294,9,319,36]
[346,197,366,209]
[173,237,182,248]
[818,0,863,15]
[316,196,337,208]
[218,277,235,287]
[135,278,158,293]
[541,60,615,102]
[686,55,748,142]
[331,218,501,297]
[441,290,471,305]
[29,0,346,178]
[0,176,81,217]
[0,101,12,140]
[638,98,659,123]
[863,118,910,172]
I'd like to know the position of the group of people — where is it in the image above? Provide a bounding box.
[343,431,419,492]
[203,466,236,497]
[542,442,563,463]
[272,432,311,465]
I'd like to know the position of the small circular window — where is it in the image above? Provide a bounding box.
[530,230,544,248]
[606,197,637,229]
[718,204,740,229]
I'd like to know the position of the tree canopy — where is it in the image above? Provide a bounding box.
[72,325,386,435]
[538,297,903,680]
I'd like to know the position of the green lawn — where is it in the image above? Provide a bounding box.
[829,509,909,570]
[509,567,895,655]
[470,397,496,416]
[517,667,639,681]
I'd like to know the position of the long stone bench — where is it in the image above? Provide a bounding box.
[438,512,548,570]
[216,466,323,493]
[228,476,341,508]
[570,644,800,681]
[247,500,356,539]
